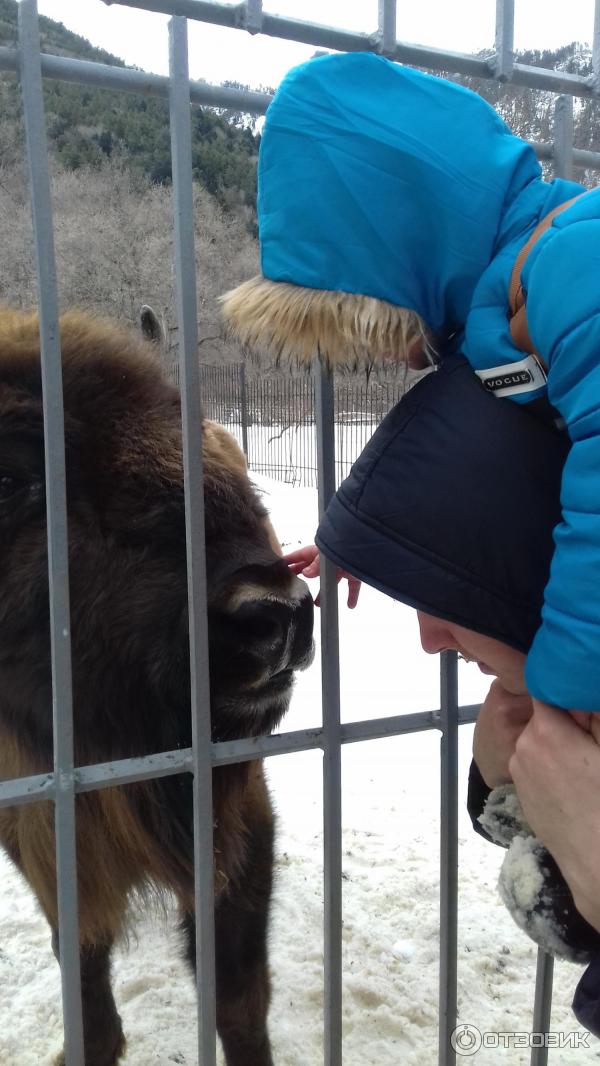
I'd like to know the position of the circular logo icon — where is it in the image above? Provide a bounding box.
[451,1024,482,1056]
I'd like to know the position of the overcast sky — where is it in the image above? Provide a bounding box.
[36,0,597,90]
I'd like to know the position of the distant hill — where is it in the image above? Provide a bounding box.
[0,0,262,218]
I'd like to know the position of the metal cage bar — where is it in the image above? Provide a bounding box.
[243,0,263,34]
[494,0,515,81]
[438,651,459,1066]
[1,48,599,172]
[17,3,85,1062]
[377,0,397,57]
[531,951,555,1066]
[0,704,482,810]
[594,0,600,91]
[102,0,600,98]
[168,16,217,1064]
[316,363,343,1066]
[553,95,575,181]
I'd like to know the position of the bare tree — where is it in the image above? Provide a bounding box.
[0,157,259,366]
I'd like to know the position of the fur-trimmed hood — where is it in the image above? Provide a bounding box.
[221,52,561,367]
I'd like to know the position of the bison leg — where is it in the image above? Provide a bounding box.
[52,931,126,1066]
[181,819,275,1066]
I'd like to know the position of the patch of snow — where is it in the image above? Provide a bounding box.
[478,784,529,847]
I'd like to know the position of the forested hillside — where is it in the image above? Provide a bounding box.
[0,0,262,214]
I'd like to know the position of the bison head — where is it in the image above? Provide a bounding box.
[0,310,314,767]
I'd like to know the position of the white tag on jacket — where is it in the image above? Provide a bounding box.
[475,354,548,399]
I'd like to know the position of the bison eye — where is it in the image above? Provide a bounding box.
[0,475,38,511]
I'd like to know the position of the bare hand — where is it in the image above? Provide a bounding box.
[283,544,362,609]
[509,700,600,933]
[472,679,534,788]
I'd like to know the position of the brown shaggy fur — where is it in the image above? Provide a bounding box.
[0,309,314,1066]
[203,419,282,557]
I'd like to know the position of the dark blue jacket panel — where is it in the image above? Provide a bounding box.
[316,358,569,655]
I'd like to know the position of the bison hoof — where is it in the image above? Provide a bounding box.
[53,1031,126,1066]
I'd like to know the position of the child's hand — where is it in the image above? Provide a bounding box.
[283,544,362,608]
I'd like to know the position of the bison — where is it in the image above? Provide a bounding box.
[0,309,314,1066]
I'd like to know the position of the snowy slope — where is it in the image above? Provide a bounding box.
[0,476,598,1066]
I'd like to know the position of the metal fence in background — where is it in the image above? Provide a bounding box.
[171,363,406,486]
[0,3,599,1066]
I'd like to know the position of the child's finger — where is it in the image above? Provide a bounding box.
[282,545,318,565]
[286,562,307,574]
[346,579,362,609]
[301,558,321,578]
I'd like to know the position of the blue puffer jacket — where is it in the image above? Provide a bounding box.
[235,51,600,711]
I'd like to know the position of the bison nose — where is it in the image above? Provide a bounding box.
[214,563,314,688]
[285,578,315,672]
[231,577,314,677]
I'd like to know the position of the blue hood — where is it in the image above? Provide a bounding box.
[259,52,556,335]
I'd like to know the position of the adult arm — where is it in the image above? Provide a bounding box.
[510,703,600,933]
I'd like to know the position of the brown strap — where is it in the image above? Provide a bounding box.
[508,195,582,360]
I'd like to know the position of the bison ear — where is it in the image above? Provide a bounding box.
[219,275,433,373]
[139,305,165,347]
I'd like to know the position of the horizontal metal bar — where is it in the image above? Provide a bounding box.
[507,60,598,98]
[0,47,598,174]
[79,749,194,789]
[0,770,55,807]
[0,46,272,111]
[0,703,481,809]
[102,0,600,98]
[531,139,600,169]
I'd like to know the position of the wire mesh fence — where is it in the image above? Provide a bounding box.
[168,362,406,486]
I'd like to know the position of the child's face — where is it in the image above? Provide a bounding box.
[416,611,527,695]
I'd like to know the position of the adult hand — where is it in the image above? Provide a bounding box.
[472,679,534,788]
[509,700,600,934]
[283,544,362,608]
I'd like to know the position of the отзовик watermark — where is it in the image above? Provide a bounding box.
[450,1023,590,1056]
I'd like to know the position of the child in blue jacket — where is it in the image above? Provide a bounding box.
[221,50,600,723]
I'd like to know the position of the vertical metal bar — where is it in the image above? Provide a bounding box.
[239,363,249,459]
[315,360,343,1066]
[553,95,574,180]
[168,17,217,1066]
[377,0,397,56]
[530,951,554,1066]
[18,2,84,1062]
[494,0,515,81]
[439,650,459,1066]
[593,0,600,93]
[244,0,263,34]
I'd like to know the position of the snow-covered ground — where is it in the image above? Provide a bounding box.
[1,475,598,1066]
